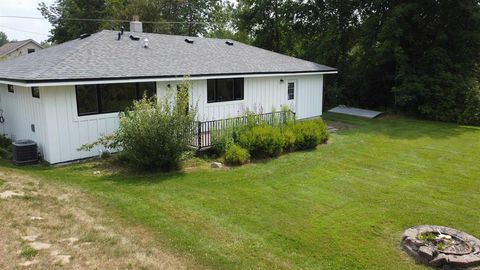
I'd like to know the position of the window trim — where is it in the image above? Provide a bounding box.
[75,82,157,116]
[7,84,14,93]
[31,87,40,98]
[207,78,244,103]
[287,81,295,100]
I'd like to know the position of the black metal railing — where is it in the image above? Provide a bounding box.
[190,110,296,149]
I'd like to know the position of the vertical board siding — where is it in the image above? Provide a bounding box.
[0,84,49,160]
[42,86,120,164]
[1,74,323,164]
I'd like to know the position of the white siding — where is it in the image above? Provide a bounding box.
[0,84,49,159]
[1,74,324,164]
[41,86,119,164]
[158,74,323,121]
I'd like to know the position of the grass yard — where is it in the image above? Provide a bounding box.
[3,113,480,269]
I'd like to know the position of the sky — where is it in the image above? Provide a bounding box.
[0,0,54,42]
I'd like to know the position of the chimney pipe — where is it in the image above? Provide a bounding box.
[130,15,143,33]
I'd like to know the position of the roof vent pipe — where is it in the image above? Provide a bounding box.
[121,26,124,35]
[118,32,121,40]
[130,15,143,33]
[79,33,91,39]
[144,38,149,48]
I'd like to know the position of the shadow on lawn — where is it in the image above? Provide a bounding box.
[324,113,480,140]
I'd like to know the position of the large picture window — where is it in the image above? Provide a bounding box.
[207,78,244,103]
[75,82,156,116]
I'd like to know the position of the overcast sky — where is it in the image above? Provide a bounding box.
[0,0,54,42]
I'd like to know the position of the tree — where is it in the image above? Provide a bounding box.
[0,32,8,47]
[237,0,296,53]
[40,0,232,42]
[39,0,107,43]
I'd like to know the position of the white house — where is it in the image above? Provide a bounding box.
[0,39,43,60]
[0,21,337,164]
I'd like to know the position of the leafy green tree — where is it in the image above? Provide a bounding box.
[40,0,233,41]
[39,0,107,43]
[237,0,296,53]
[0,32,8,47]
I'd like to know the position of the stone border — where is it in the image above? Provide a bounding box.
[402,225,480,269]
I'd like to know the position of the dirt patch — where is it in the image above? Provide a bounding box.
[0,168,191,269]
[325,120,357,132]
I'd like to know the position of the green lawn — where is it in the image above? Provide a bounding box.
[8,113,480,269]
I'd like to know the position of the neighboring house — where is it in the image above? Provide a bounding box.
[0,39,43,60]
[0,20,337,164]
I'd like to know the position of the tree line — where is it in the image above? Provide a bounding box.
[39,0,480,125]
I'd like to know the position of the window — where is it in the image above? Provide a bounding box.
[27,48,35,54]
[76,85,98,115]
[288,82,295,100]
[75,82,156,116]
[138,82,156,98]
[207,78,244,103]
[99,83,137,113]
[7,84,14,93]
[31,87,40,98]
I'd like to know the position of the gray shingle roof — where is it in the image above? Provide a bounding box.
[0,30,336,83]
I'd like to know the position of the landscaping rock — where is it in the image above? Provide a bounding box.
[402,225,480,269]
[429,254,448,267]
[327,126,338,133]
[419,246,435,261]
[210,162,223,169]
[0,190,25,199]
[29,242,51,250]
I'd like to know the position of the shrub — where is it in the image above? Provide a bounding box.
[224,144,249,165]
[238,125,284,158]
[0,147,12,160]
[81,79,197,171]
[0,134,11,148]
[282,125,297,152]
[313,118,330,144]
[293,119,329,150]
[210,130,234,156]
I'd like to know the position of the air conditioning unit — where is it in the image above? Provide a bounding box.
[12,140,38,165]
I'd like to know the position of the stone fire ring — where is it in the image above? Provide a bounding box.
[402,225,480,269]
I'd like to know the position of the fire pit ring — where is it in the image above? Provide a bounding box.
[402,225,480,269]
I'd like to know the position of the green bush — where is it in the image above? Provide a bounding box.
[313,118,330,144]
[81,79,197,171]
[0,134,11,160]
[0,147,11,160]
[238,125,284,158]
[211,129,235,156]
[282,125,297,152]
[224,144,249,165]
[293,119,329,150]
[0,134,11,148]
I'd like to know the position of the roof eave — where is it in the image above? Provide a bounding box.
[0,70,338,87]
